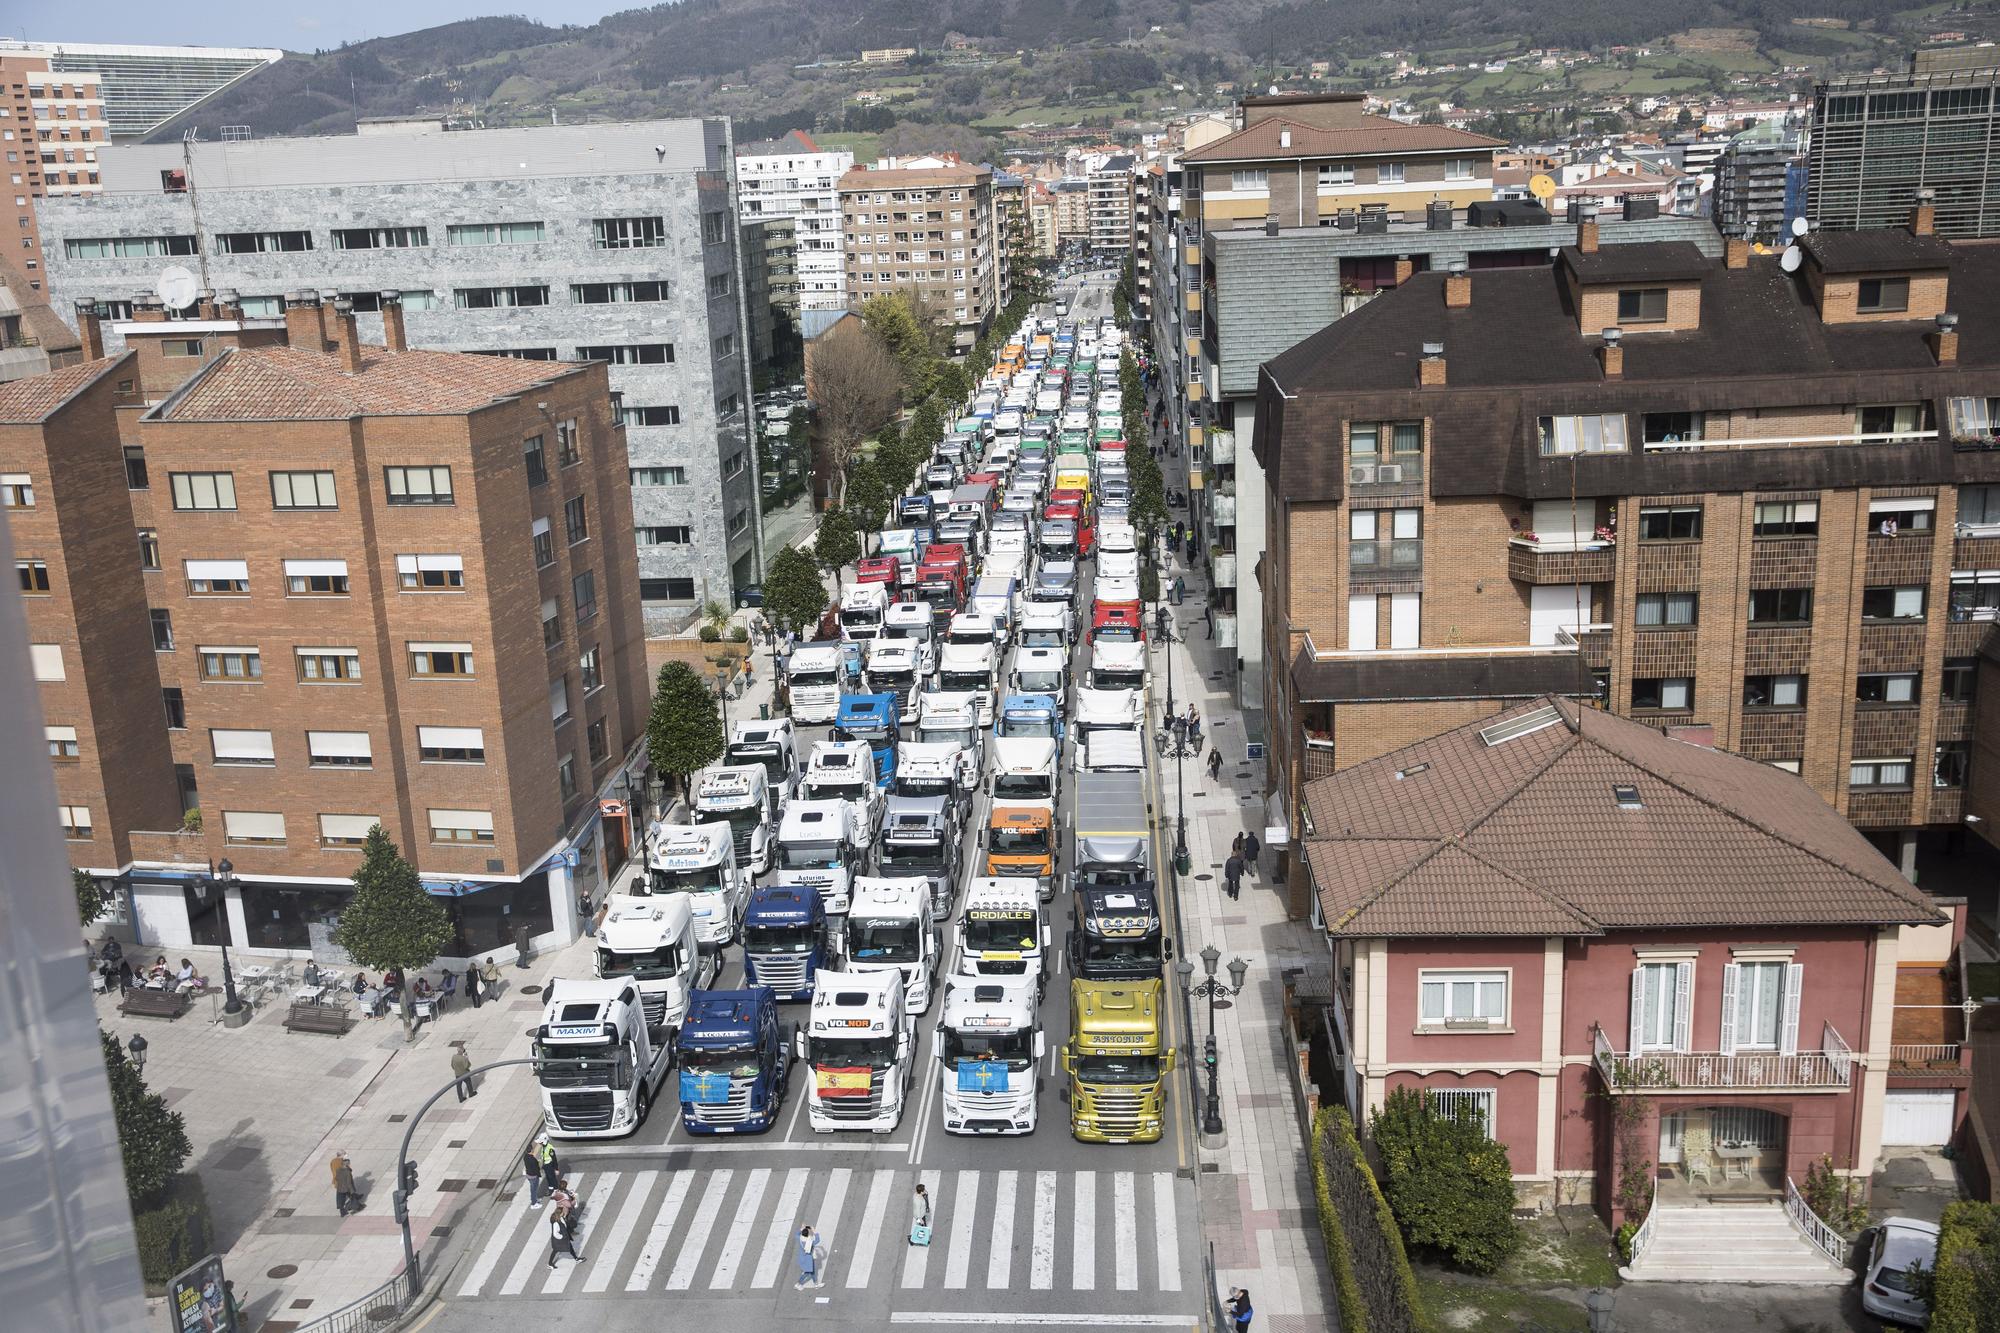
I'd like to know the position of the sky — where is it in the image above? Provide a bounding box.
[30,0,635,51]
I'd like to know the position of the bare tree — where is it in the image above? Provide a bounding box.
[804,317,900,509]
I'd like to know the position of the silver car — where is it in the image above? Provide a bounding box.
[1861,1217,1938,1326]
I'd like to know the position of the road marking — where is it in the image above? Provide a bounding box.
[582,1169,656,1293]
[499,1174,583,1295]
[1030,1170,1057,1290]
[1071,1171,1095,1291]
[542,1172,615,1294]
[753,1167,811,1288]
[561,1141,906,1157]
[943,1169,981,1289]
[1152,1172,1181,1292]
[781,1070,811,1140]
[665,1168,731,1289]
[709,1166,768,1288]
[986,1170,1017,1289]
[845,1167,897,1288]
[624,1170,692,1291]
[456,1174,532,1297]
[900,1168,941,1288]
[815,1166,853,1282]
[1113,1171,1138,1291]
[888,1316,1192,1327]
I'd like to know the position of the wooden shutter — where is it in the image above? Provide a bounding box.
[1672,961,1693,1053]
[1718,963,1740,1054]
[1780,962,1803,1055]
[1628,967,1646,1053]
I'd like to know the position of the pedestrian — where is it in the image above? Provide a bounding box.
[1186,704,1202,749]
[1208,749,1223,782]
[909,1183,932,1246]
[1171,574,1185,606]
[576,888,596,938]
[537,1138,561,1192]
[1228,1287,1255,1330]
[1232,832,1245,860]
[451,1045,476,1102]
[794,1224,826,1289]
[480,955,502,999]
[465,962,482,1010]
[1224,852,1245,901]
[547,1207,584,1268]
[1203,603,1214,639]
[329,1150,358,1217]
[521,1145,544,1209]
[1154,604,1170,641]
[1244,829,1261,875]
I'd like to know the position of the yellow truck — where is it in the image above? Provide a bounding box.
[1061,978,1174,1144]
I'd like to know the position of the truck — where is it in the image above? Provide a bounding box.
[1071,687,1144,772]
[968,575,1018,641]
[786,643,854,725]
[1088,639,1147,693]
[916,544,969,611]
[937,976,1043,1136]
[535,977,672,1138]
[957,876,1051,990]
[875,796,961,918]
[773,798,863,919]
[937,640,998,728]
[741,884,829,1002]
[595,893,705,1031]
[893,741,973,827]
[916,690,986,788]
[997,691,1062,746]
[803,740,885,852]
[1009,645,1070,713]
[865,641,926,724]
[1017,600,1073,649]
[647,822,749,949]
[728,717,800,804]
[989,735,1060,825]
[693,764,779,877]
[797,968,917,1133]
[1062,979,1175,1144]
[840,875,941,1013]
[984,805,1056,881]
[833,693,900,786]
[881,599,939,674]
[675,988,792,1135]
[839,582,891,642]
[1067,739,1169,980]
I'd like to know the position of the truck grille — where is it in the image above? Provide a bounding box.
[730,825,754,861]
[749,953,810,991]
[1090,1089,1145,1135]
[640,991,668,1026]
[976,957,1029,976]
[819,1077,884,1121]
[550,1090,614,1132]
[688,1079,756,1126]
[886,683,915,718]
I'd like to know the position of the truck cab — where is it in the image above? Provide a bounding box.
[773,799,861,919]
[881,600,939,675]
[728,717,800,805]
[984,805,1056,882]
[864,641,926,725]
[693,764,779,877]
[595,893,704,1031]
[833,693,899,785]
[875,796,960,918]
[839,582,891,642]
[841,875,940,1014]
[675,987,791,1135]
[1017,601,1073,649]
[957,876,1051,989]
[937,976,1043,1136]
[647,822,748,949]
[802,740,884,852]
[892,741,972,828]
[915,690,986,788]
[989,736,1060,830]
[1090,602,1143,646]
[1071,687,1144,772]
[936,640,998,728]
[741,884,828,1001]
[785,643,853,725]
[1088,639,1147,694]
[535,977,672,1138]
[1067,883,1168,981]
[1009,645,1070,713]
[798,969,917,1133]
[1062,979,1174,1144]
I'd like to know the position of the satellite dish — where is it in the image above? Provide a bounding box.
[1780,246,1803,273]
[1529,174,1556,201]
[155,265,199,312]
[1790,215,1809,238]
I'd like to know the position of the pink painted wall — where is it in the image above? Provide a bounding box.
[1384,1068,1542,1177]
[1382,938,1548,1065]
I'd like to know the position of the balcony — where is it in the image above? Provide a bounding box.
[1554,623,1612,671]
[1302,735,1337,780]
[1349,538,1423,584]
[1213,551,1238,587]
[1642,428,1937,454]
[1346,456,1424,496]
[1508,537,1616,585]
[1208,428,1235,465]
[1593,1024,1854,1094]
[1211,492,1236,527]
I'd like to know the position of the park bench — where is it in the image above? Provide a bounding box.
[283,1000,355,1036]
[118,989,190,1021]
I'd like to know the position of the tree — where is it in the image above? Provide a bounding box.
[1370,1086,1521,1274]
[75,868,108,929]
[908,399,946,453]
[334,826,454,1037]
[862,291,942,400]
[804,317,900,507]
[933,361,973,411]
[846,457,890,544]
[101,1028,191,1207]
[646,661,727,794]
[815,504,861,576]
[762,545,830,638]
[876,424,919,497]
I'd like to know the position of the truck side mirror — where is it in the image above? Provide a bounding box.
[1164,1047,1177,1074]
[793,1031,806,1062]
[1034,1032,1046,1061]
[1163,938,1175,961]
[1059,1044,1074,1074]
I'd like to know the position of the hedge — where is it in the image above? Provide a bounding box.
[1930,1200,2000,1333]
[133,1172,213,1289]
[1308,1106,1436,1333]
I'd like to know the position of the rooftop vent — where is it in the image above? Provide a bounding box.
[1394,762,1431,780]
[1613,784,1643,810]
[1478,704,1562,747]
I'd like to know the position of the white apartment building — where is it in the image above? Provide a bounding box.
[736,130,853,312]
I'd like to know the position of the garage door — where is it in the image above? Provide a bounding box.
[1881,1089,1956,1146]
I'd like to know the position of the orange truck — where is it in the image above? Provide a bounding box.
[984,805,1056,880]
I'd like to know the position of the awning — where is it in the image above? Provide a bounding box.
[284,558,348,577]
[186,559,249,581]
[1869,496,1935,513]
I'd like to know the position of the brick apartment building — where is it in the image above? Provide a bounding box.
[0,51,107,296]
[1254,202,2000,910]
[5,291,649,959]
[837,160,999,353]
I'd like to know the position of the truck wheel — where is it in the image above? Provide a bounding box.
[636,1085,652,1126]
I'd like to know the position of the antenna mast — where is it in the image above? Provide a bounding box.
[181,131,212,295]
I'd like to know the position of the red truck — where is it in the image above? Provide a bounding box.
[916,542,969,611]
[1091,601,1143,644]
[856,555,901,591]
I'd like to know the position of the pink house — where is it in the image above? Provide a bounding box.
[1302,698,1949,1277]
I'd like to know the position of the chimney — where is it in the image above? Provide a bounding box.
[73,299,104,360]
[1264,211,1279,236]
[1597,326,1624,378]
[1444,270,1472,308]
[1418,340,1446,386]
[1724,236,1750,270]
[1393,255,1415,285]
[1577,217,1600,253]
[379,290,408,353]
[130,294,167,324]
[1929,311,1959,365]
[328,295,363,373]
[283,290,327,351]
[213,288,241,321]
[1912,188,1936,237]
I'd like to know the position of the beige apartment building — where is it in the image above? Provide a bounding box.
[838,160,999,351]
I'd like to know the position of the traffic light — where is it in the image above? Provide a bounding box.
[391,1189,409,1224]
[400,1160,419,1193]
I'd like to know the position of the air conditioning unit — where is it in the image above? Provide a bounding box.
[1349,463,1377,484]
[1375,464,1404,483]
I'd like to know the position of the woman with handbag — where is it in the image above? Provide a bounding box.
[909,1183,932,1246]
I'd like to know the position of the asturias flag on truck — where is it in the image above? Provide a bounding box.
[956,1059,1010,1094]
[815,1066,872,1098]
[680,1069,731,1105]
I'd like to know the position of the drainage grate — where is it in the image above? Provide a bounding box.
[430,1226,453,1239]
[448,1139,467,1149]
[438,1178,468,1193]
[386,1113,407,1123]
[272,1208,295,1219]
[1200,1162,1221,1173]
[476,1178,498,1189]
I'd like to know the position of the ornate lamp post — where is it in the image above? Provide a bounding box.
[213,858,244,1022]
[127,1032,148,1073]
[1183,944,1251,1137]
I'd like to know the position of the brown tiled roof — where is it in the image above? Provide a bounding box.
[0,355,124,424]
[1179,115,1504,164]
[838,165,991,190]
[1300,697,1942,936]
[154,345,583,421]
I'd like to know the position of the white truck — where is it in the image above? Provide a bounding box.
[989,736,1060,820]
[797,968,917,1133]
[866,640,927,724]
[1088,639,1147,694]
[936,975,1043,1137]
[1017,599,1073,649]
[534,977,672,1138]
[881,600,938,674]
[1009,644,1070,712]
[693,764,779,877]
[1071,687,1144,772]
[773,798,863,918]
[803,740,884,853]
[786,643,851,725]
[594,893,705,1031]
[957,876,1051,990]
[839,582,890,642]
[841,875,941,1014]
[646,822,749,948]
[894,741,974,827]
[937,640,998,728]
[916,690,986,788]
[728,717,800,804]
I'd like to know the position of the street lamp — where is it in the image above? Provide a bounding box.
[213,858,243,1019]
[1184,943,1250,1138]
[126,1032,147,1073]
[1585,1287,1616,1333]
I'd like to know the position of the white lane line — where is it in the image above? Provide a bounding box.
[752,1167,811,1288]
[456,1176,532,1297]
[563,1141,905,1157]
[943,1169,981,1289]
[582,1169,657,1293]
[1071,1171,1095,1292]
[1151,1173,1180,1293]
[1029,1170,1058,1290]
[900,1168,942,1288]
[542,1172,616,1294]
[1113,1171,1138,1291]
[985,1170,1017,1289]
[499,1174,583,1295]
[664,1169,732,1290]
[781,1069,811,1141]
[624,1170,692,1291]
[845,1168,898,1289]
[815,1166,853,1283]
[709,1166,769,1288]
[888,1316,1191,1327]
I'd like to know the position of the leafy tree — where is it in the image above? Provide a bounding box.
[862,291,942,400]
[100,1028,191,1207]
[646,661,726,793]
[75,868,108,928]
[334,827,454,1035]
[908,399,946,452]
[933,361,973,410]
[1370,1086,1520,1274]
[876,430,919,498]
[814,504,861,575]
[846,457,891,542]
[762,546,830,638]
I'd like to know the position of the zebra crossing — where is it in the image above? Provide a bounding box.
[453,1165,1192,1305]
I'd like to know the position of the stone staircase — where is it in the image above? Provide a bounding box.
[1622,1204,1852,1284]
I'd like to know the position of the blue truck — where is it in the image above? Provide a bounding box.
[742,884,828,1002]
[997,691,1062,744]
[835,692,900,787]
[675,988,792,1135]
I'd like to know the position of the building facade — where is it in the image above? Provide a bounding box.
[39,118,761,622]
[1050,182,1090,246]
[838,161,998,352]
[735,130,852,312]
[1811,51,2000,237]
[1713,123,1807,244]
[741,215,799,371]
[1,52,108,295]
[1088,154,1136,255]
[0,40,281,143]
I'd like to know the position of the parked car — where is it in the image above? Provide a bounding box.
[1861,1217,1938,1327]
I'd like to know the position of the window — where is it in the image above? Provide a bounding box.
[170,471,237,511]
[542,597,562,648]
[446,221,544,245]
[1950,399,2000,441]
[1229,169,1268,191]
[580,645,602,693]
[533,518,555,569]
[320,814,379,846]
[63,234,196,258]
[1861,585,1925,620]
[1933,740,1970,789]
[640,525,694,546]
[1418,970,1507,1027]
[17,559,49,593]
[1,472,32,506]
[149,610,174,651]
[1641,411,1704,445]
[1726,961,1794,1051]
[410,642,474,677]
[122,446,147,489]
[1859,404,1924,437]
[1538,415,1627,455]
[576,343,674,365]
[284,559,349,595]
[332,226,428,249]
[223,810,286,846]
[1445,157,1477,181]
[707,272,733,298]
[1857,672,1919,704]
[641,577,697,601]
[523,435,548,486]
[1377,162,1406,184]
[384,465,453,506]
[198,646,262,680]
[217,230,311,253]
[1631,676,1691,710]
[557,420,580,467]
[1752,500,1818,537]
[571,280,669,303]
[296,647,362,682]
[307,730,372,768]
[1957,485,2000,534]
[1869,498,1934,533]
[396,554,465,590]
[59,805,91,839]
[472,346,558,361]
[1632,961,1691,1052]
[1743,674,1806,709]
[1857,276,1909,313]
[596,216,667,249]
[714,332,736,359]
[558,753,579,801]
[1747,587,1812,623]
[1637,506,1701,540]
[701,211,729,244]
[1617,288,1668,323]
[564,495,588,545]
[1943,657,1977,702]
[162,687,185,729]
[623,408,682,430]
[587,717,609,764]
[572,570,598,623]
[718,393,740,418]
[1849,757,1914,789]
[137,530,161,570]
[269,470,336,509]
[550,674,572,726]
[455,285,549,308]
[1635,592,1697,627]
[1950,570,2000,621]
[1426,1088,1494,1136]
[160,338,204,359]
[210,729,275,766]
[418,725,486,763]
[47,725,79,761]
[185,559,249,594]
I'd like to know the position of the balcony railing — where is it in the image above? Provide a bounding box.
[1889,1043,1965,1072]
[1786,1175,1852,1268]
[1509,538,1616,586]
[1642,429,1936,453]
[1347,456,1423,486]
[1349,538,1423,582]
[1213,551,1238,587]
[1592,1023,1854,1092]
[1302,736,1337,780]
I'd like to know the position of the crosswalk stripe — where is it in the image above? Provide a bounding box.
[986,1171,1018,1289]
[943,1170,980,1289]
[1071,1172,1095,1292]
[815,1166,852,1284]
[457,1178,532,1297]
[499,1174,583,1296]
[1151,1174,1180,1293]
[624,1171,692,1292]
[754,1168,811,1289]
[583,1170,657,1293]
[1030,1171,1057,1290]
[542,1172,616,1294]
[710,1167,768,1289]
[845,1169,897,1289]
[900,1169,942,1288]
[665,1169,732,1290]
[1112,1172,1137,1291]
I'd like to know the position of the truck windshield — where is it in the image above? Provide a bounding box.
[939,668,990,692]
[989,826,1050,854]
[780,840,842,870]
[993,772,1052,801]
[728,747,785,787]
[809,777,870,803]
[842,606,883,627]
[680,1047,762,1076]
[745,923,817,953]
[1081,935,1159,963]
[1020,629,1065,648]
[897,776,953,801]
[871,665,915,685]
[965,912,1038,951]
[598,943,685,979]
[1075,1054,1159,1083]
[1015,669,1064,693]
[849,920,922,961]
[809,1035,897,1069]
[999,716,1056,740]
[1094,669,1144,690]
[789,668,838,688]
[714,807,763,841]
[650,866,723,895]
[940,1028,1034,1068]
[879,838,945,872]
[919,724,976,750]
[535,1040,627,1088]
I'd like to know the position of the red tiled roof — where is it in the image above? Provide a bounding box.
[0,355,124,424]
[1179,115,1504,164]
[155,345,583,421]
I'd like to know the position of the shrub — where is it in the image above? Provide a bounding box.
[1614,1220,1639,1265]
[1307,1106,1435,1333]
[1370,1086,1521,1274]
[1931,1200,2000,1333]
[1802,1154,1870,1236]
[728,625,749,643]
[697,624,722,643]
[132,1173,212,1288]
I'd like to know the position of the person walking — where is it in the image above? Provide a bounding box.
[1207,748,1223,783]
[909,1183,932,1246]
[1228,1287,1255,1330]
[480,955,502,999]
[1223,851,1245,901]
[521,1145,544,1209]
[1244,829,1262,877]
[464,962,482,1010]
[1231,832,1245,860]
[450,1045,476,1101]
[1202,602,1214,639]
[794,1225,825,1289]
[330,1150,358,1217]
[547,1207,584,1268]
[1186,705,1203,750]
[576,888,596,938]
